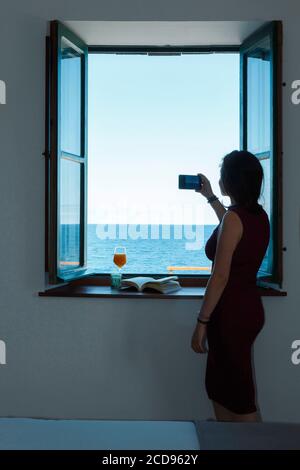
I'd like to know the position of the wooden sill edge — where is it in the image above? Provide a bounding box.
[38,283,287,298]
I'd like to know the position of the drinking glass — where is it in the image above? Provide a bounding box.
[113,246,127,273]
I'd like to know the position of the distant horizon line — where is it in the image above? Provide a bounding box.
[63,222,218,226]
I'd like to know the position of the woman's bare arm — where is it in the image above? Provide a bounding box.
[208,197,227,223]
[195,173,227,222]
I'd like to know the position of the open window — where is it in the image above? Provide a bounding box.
[47,21,88,283]
[240,21,283,287]
[45,20,283,290]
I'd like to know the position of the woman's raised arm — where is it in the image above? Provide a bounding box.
[195,173,227,222]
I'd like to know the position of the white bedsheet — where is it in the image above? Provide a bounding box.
[0,418,200,450]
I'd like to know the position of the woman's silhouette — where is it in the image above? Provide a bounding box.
[191,150,270,422]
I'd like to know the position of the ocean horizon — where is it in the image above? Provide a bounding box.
[87,223,216,275]
[60,223,269,276]
[60,223,217,275]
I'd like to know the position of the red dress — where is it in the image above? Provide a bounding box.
[204,204,270,414]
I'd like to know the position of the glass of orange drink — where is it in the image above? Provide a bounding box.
[113,246,127,274]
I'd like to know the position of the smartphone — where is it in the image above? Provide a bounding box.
[178,174,202,190]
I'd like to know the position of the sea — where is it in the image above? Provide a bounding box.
[60,222,269,275]
[60,223,217,275]
[87,224,216,275]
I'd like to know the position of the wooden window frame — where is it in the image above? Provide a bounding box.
[46,20,88,284]
[240,21,283,289]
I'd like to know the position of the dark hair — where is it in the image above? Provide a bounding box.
[220,150,264,214]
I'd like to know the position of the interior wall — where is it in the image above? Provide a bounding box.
[0,0,299,422]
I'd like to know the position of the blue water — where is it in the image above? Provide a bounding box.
[88,224,215,275]
[60,223,269,275]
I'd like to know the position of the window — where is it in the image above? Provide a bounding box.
[45,20,283,290]
[87,52,239,278]
[47,21,88,283]
[240,22,283,286]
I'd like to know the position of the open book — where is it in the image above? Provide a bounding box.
[119,275,181,293]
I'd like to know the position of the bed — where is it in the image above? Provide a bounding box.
[0,418,299,450]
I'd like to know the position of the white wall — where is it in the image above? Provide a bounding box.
[0,0,299,422]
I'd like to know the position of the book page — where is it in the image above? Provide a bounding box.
[143,276,179,285]
[121,276,156,290]
[141,281,181,293]
[121,275,179,290]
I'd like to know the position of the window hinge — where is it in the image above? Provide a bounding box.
[42,150,50,159]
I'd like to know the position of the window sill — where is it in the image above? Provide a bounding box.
[38,282,287,298]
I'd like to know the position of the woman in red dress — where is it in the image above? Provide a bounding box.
[191,150,270,422]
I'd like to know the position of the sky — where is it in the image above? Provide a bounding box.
[87,53,240,225]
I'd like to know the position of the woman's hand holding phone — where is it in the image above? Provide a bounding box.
[195,173,214,199]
